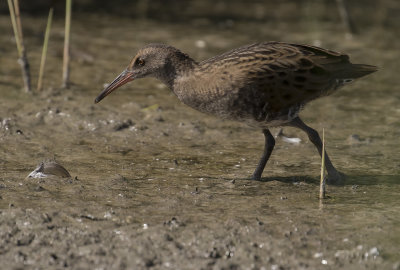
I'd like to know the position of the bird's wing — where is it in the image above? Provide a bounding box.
[205,42,355,111]
[197,42,376,114]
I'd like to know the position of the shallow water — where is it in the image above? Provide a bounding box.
[0,10,399,269]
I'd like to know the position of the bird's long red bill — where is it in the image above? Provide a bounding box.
[94,70,134,103]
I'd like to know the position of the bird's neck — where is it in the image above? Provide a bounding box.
[155,52,198,90]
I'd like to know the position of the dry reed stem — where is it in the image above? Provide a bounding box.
[7,0,21,54]
[62,0,72,88]
[319,128,326,199]
[37,8,53,91]
[336,0,357,35]
[13,0,24,43]
[7,0,31,92]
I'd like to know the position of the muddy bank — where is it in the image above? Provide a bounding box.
[0,194,391,270]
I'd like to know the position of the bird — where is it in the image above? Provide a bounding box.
[95,42,377,183]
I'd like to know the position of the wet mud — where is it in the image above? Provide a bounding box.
[0,12,399,270]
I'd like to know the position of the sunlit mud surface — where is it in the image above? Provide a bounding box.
[0,12,399,269]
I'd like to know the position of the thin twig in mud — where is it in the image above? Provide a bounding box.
[37,8,53,91]
[62,0,72,88]
[7,0,31,92]
[319,128,326,199]
[336,0,357,36]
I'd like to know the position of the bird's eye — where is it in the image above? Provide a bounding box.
[137,59,145,66]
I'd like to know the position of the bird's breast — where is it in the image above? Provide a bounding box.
[173,75,235,116]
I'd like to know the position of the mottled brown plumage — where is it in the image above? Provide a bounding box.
[95,42,377,182]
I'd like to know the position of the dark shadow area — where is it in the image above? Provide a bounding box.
[251,174,399,186]
[0,0,396,30]
[216,175,320,185]
[257,175,320,185]
[344,174,400,186]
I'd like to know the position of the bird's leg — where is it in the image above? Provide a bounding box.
[287,117,342,184]
[252,129,275,180]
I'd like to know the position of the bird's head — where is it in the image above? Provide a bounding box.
[95,44,192,103]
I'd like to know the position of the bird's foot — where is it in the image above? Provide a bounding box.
[326,170,345,185]
[251,173,262,181]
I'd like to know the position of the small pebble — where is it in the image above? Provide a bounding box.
[347,134,370,145]
[195,40,206,48]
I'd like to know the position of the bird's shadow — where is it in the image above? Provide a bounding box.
[252,175,320,185]
[232,174,399,186]
[217,175,319,185]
